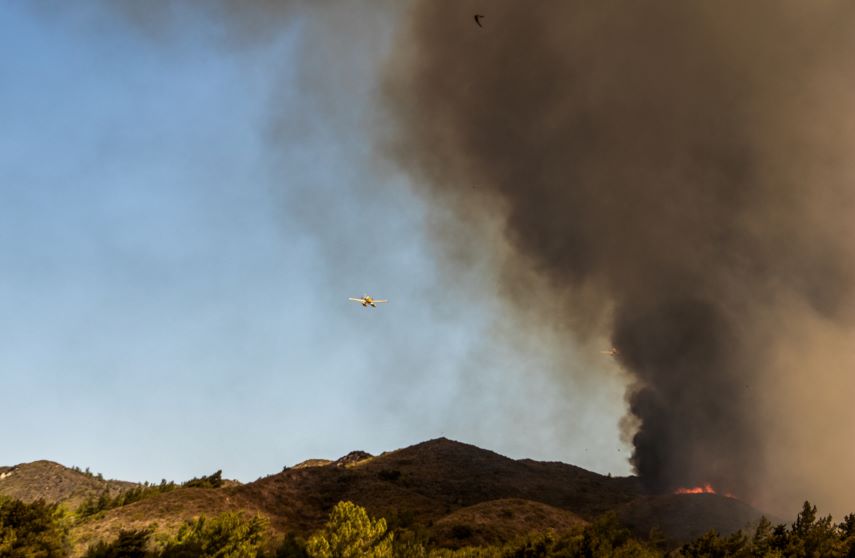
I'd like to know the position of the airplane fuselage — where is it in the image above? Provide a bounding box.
[350,295,386,308]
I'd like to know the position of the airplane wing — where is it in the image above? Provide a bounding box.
[374,299,389,303]
[348,298,363,302]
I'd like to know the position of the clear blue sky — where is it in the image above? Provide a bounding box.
[0,3,631,483]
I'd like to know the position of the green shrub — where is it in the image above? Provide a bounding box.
[271,533,309,558]
[306,501,393,558]
[183,470,224,489]
[160,511,268,558]
[0,497,70,558]
[83,528,152,558]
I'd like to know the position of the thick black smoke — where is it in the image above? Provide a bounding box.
[384,1,855,498]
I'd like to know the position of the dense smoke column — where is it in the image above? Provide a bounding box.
[614,299,750,493]
[384,1,855,497]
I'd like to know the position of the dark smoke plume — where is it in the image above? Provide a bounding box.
[384,1,855,503]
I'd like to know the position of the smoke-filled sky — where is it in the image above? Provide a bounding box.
[0,2,628,488]
[385,0,855,517]
[3,2,854,518]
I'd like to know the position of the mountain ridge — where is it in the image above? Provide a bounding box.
[2,438,768,555]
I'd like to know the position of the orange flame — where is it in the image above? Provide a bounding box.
[674,484,737,498]
[674,483,716,495]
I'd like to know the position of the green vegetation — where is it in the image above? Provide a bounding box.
[5,493,855,558]
[554,512,661,557]
[71,466,104,481]
[0,496,70,557]
[678,502,855,557]
[76,470,225,519]
[305,501,393,558]
[83,529,152,558]
[182,470,224,489]
[160,512,268,557]
[421,501,855,558]
[80,513,268,558]
[76,480,178,519]
[297,502,659,558]
[271,533,309,558]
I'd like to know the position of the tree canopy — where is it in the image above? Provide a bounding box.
[306,501,393,558]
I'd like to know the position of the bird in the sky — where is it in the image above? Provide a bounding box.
[474,14,485,27]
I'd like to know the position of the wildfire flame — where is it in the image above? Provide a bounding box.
[674,483,716,495]
[674,484,736,498]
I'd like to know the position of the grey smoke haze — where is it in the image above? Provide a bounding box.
[384,1,855,514]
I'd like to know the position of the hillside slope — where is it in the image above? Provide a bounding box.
[6,439,769,554]
[616,493,767,542]
[431,498,589,547]
[0,461,136,509]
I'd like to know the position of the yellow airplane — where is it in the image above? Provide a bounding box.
[601,347,620,357]
[349,295,388,308]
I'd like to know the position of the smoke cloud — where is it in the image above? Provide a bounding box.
[384,1,855,513]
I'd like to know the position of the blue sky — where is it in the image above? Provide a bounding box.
[0,3,631,483]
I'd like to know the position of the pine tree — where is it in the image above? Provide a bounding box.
[0,497,70,558]
[160,511,268,558]
[305,501,393,558]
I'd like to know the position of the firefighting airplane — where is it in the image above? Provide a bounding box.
[601,347,620,357]
[349,295,388,308]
